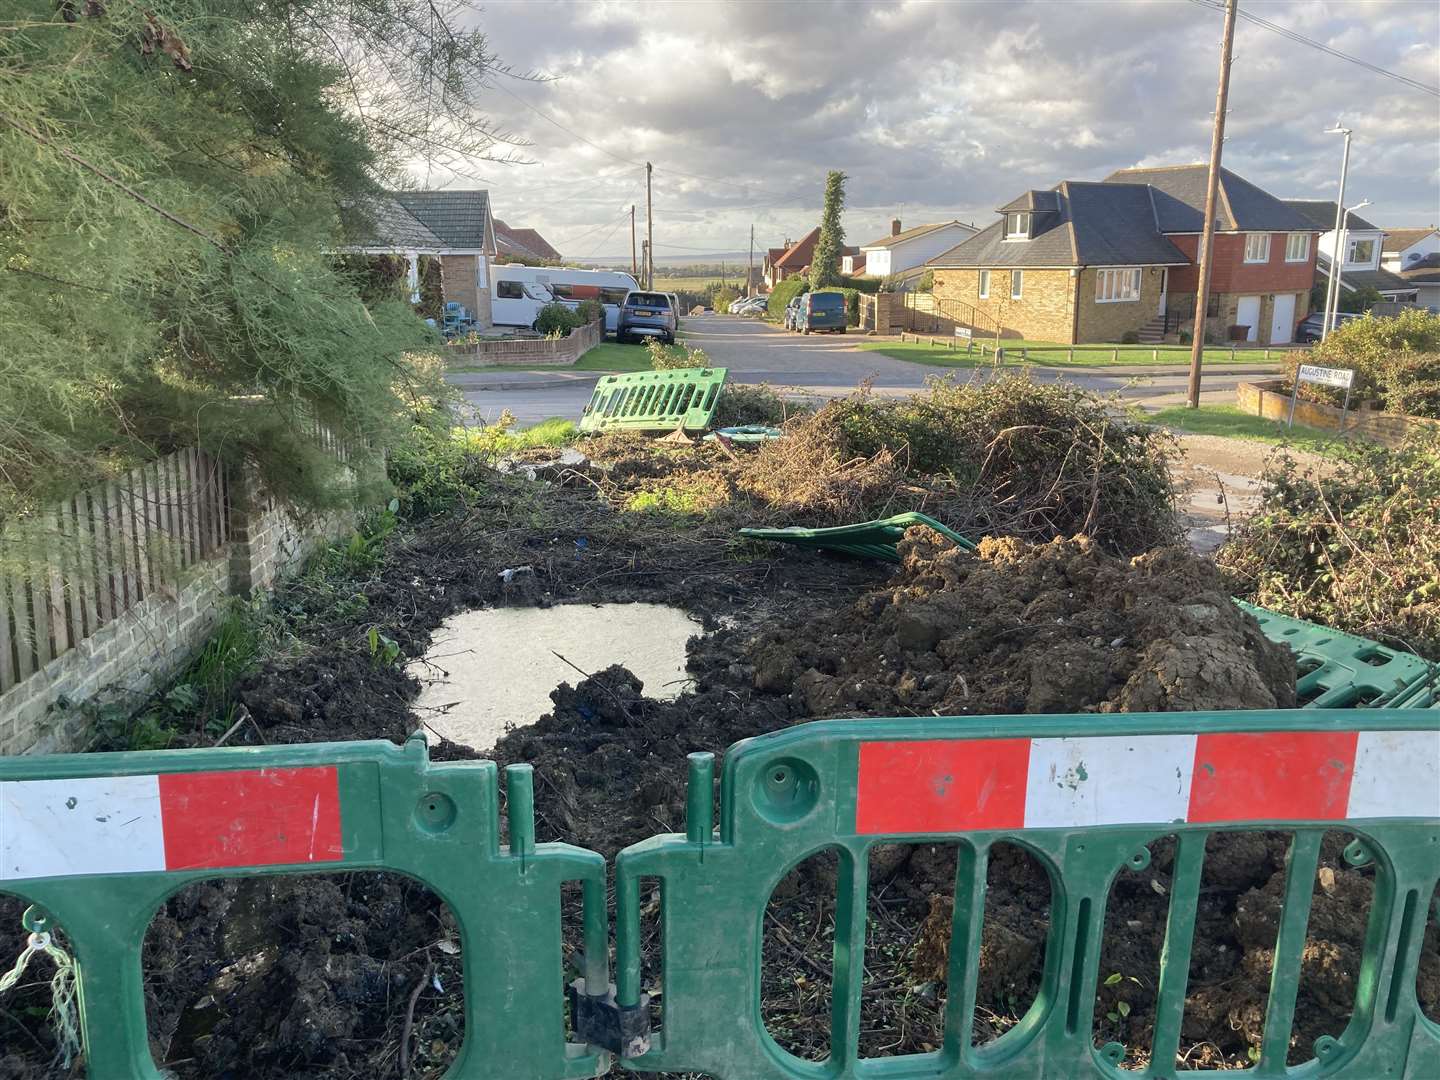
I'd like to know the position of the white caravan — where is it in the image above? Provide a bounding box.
[491,264,639,333]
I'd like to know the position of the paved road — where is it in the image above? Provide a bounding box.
[452,315,1273,426]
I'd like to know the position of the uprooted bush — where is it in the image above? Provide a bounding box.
[826,377,1179,553]
[1217,427,1440,658]
[1285,308,1440,418]
[710,383,802,428]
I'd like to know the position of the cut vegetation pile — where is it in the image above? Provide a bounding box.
[1219,428,1440,659]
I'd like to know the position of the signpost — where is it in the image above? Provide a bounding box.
[953,326,973,340]
[1288,363,1355,430]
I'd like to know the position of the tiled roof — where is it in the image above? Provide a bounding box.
[764,246,788,266]
[997,190,1061,214]
[773,227,819,270]
[1382,228,1440,253]
[347,194,446,250]
[1105,165,1314,232]
[930,181,1187,269]
[1282,199,1380,233]
[391,189,492,250]
[860,220,971,249]
[1317,254,1417,295]
[493,219,561,261]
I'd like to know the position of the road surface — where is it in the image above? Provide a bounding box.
[451,315,1272,426]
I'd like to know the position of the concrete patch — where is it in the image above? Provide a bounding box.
[409,603,700,751]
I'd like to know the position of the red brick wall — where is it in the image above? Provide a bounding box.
[1167,233,1316,294]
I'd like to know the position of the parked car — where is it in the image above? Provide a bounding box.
[617,290,677,344]
[783,295,804,331]
[794,290,847,334]
[1295,311,1361,343]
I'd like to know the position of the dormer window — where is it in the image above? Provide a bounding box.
[1346,238,1375,265]
[1004,212,1031,240]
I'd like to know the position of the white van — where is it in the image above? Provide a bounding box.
[491,264,639,334]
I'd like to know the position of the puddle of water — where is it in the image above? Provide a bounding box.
[409,603,700,751]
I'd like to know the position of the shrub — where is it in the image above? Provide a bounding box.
[915,269,935,293]
[1284,308,1440,417]
[576,298,605,326]
[712,285,740,313]
[711,384,800,428]
[841,274,882,295]
[1218,427,1440,657]
[535,302,583,336]
[647,339,712,370]
[1120,330,1141,345]
[767,276,808,320]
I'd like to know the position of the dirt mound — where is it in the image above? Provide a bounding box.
[751,530,1295,718]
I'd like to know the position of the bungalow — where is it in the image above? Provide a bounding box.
[1283,200,1417,306]
[764,227,860,287]
[928,165,1319,345]
[494,219,562,263]
[762,243,791,290]
[1381,227,1440,274]
[344,189,499,327]
[857,219,977,282]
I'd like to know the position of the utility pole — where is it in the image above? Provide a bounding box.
[748,224,755,296]
[645,161,654,290]
[641,241,649,289]
[1187,0,1238,410]
[630,205,637,278]
[1321,124,1353,340]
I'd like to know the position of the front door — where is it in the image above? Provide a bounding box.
[1158,268,1168,317]
[1236,295,1261,343]
[1270,293,1296,344]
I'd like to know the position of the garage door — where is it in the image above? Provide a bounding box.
[1270,293,1296,344]
[1236,295,1261,342]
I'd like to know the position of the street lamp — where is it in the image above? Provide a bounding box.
[1329,197,1372,334]
[1321,122,1352,341]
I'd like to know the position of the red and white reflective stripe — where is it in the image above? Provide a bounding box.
[854,730,1440,836]
[1,766,344,881]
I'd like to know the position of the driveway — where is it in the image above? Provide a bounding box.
[453,315,1271,425]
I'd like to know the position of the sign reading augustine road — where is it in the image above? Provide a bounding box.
[1297,364,1354,389]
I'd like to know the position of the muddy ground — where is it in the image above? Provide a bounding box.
[2,423,1435,1078]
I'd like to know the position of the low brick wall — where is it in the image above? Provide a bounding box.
[444,319,602,368]
[0,461,354,755]
[1236,380,1438,448]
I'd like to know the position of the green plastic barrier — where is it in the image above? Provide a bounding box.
[1239,601,1438,708]
[615,709,1440,1078]
[579,367,728,433]
[0,735,614,1078]
[739,511,978,561]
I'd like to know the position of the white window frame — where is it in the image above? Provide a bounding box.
[978,270,990,299]
[1346,237,1376,266]
[1284,233,1310,262]
[1243,233,1271,263]
[1004,212,1031,240]
[1095,267,1142,303]
[1010,269,1024,300]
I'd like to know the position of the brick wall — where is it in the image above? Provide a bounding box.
[440,254,481,323]
[1237,380,1438,448]
[932,268,1077,342]
[0,461,355,755]
[1167,234,1316,295]
[1074,267,1166,342]
[444,318,603,368]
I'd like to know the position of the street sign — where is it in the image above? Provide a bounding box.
[954,326,973,339]
[1298,364,1354,389]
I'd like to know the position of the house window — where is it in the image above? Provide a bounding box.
[1346,238,1376,265]
[1010,270,1024,299]
[1284,233,1310,262]
[1095,267,1142,303]
[1243,233,1271,263]
[496,280,523,299]
[978,270,990,299]
[1004,212,1031,240]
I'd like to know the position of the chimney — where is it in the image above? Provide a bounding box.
[891,218,902,236]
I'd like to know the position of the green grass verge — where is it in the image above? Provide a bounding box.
[1145,405,1347,456]
[458,416,578,450]
[447,340,669,375]
[857,339,1290,369]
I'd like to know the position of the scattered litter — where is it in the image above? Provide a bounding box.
[498,565,534,584]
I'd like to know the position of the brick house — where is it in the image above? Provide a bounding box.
[494,219,561,263]
[928,165,1319,345]
[763,227,861,288]
[344,189,499,327]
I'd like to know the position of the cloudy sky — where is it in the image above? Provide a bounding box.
[430,0,1439,261]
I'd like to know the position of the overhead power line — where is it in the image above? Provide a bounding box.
[1188,0,1439,97]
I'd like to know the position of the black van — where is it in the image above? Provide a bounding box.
[795,290,847,334]
[618,291,677,344]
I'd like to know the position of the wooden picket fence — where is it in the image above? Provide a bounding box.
[0,447,230,693]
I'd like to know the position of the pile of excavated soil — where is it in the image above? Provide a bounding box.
[750,530,1297,718]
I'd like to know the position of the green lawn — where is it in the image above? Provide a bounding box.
[1145,405,1348,456]
[857,338,1294,369]
[447,340,672,375]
